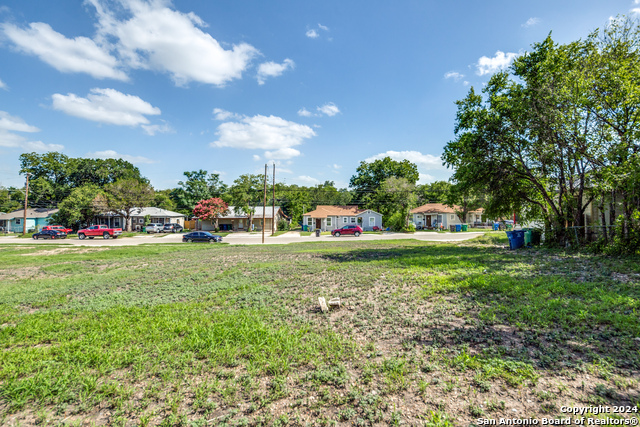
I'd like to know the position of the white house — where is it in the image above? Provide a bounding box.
[410,203,484,229]
[199,206,288,232]
[95,207,186,231]
[303,205,383,232]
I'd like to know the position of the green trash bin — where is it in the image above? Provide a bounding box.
[531,229,541,245]
[524,229,532,246]
[461,224,468,231]
[506,224,513,230]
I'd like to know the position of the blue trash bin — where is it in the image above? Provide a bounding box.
[493,223,499,231]
[455,224,462,232]
[506,230,525,250]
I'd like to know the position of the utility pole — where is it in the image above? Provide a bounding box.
[262,164,267,244]
[22,173,30,235]
[272,163,275,236]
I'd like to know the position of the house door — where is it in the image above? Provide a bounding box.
[315,219,321,229]
[426,216,432,228]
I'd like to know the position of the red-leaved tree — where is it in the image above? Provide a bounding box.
[193,198,228,230]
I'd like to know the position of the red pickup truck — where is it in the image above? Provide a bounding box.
[77,225,123,240]
[42,225,73,234]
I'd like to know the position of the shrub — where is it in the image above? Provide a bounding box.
[277,219,290,231]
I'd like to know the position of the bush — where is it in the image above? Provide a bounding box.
[388,212,415,232]
[277,219,290,231]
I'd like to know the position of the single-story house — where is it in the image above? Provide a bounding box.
[0,208,59,233]
[410,203,484,229]
[303,205,383,232]
[200,206,288,232]
[94,207,186,231]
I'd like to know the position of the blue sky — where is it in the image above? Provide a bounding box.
[1,0,638,190]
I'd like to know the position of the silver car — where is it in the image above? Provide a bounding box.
[146,223,164,233]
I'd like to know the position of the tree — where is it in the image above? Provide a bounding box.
[349,157,419,213]
[0,187,22,213]
[443,36,600,244]
[153,189,177,211]
[376,177,417,230]
[417,181,452,204]
[19,152,147,202]
[445,184,485,223]
[105,179,154,231]
[171,170,228,215]
[51,185,107,229]
[193,198,229,229]
[228,174,263,228]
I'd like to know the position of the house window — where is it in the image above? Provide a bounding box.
[450,215,454,220]
[343,217,347,224]
[350,217,356,223]
[139,218,144,223]
[369,217,375,226]
[307,218,312,226]
[16,218,21,225]
[326,217,332,227]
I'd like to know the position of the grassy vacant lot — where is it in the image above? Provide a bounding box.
[0,236,638,426]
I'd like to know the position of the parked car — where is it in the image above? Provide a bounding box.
[77,225,123,240]
[146,223,164,233]
[182,231,222,243]
[42,225,73,234]
[331,225,363,237]
[33,229,67,240]
[163,223,183,233]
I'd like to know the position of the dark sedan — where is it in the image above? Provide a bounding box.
[32,230,67,240]
[182,231,222,243]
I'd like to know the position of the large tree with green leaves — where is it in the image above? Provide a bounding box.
[19,152,147,203]
[105,179,155,231]
[349,157,419,213]
[170,170,227,215]
[443,35,602,243]
[228,174,263,227]
[51,185,107,230]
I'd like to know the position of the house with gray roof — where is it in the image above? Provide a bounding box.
[94,207,186,231]
[0,208,59,233]
[199,206,288,232]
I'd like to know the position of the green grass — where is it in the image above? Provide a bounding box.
[1,237,639,424]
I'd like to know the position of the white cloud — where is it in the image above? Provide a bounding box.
[256,58,295,85]
[318,23,329,31]
[522,17,540,28]
[365,150,446,170]
[317,102,340,117]
[418,173,436,184]
[213,108,242,121]
[476,51,519,76]
[86,150,155,164]
[444,71,464,81]
[0,112,62,152]
[297,107,313,117]
[252,154,261,161]
[306,29,319,38]
[52,88,161,127]
[0,78,6,90]
[297,175,320,184]
[211,112,316,160]
[88,0,259,86]
[0,132,64,152]
[0,111,40,133]
[141,121,173,136]
[632,8,640,14]
[2,22,127,80]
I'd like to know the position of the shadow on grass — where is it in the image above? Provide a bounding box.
[317,243,640,374]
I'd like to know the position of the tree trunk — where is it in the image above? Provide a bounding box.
[599,195,607,244]
[609,190,616,240]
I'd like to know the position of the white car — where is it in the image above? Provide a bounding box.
[146,223,164,233]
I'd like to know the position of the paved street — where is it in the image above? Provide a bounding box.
[0,231,487,246]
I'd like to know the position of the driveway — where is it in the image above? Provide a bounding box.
[0,231,487,246]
